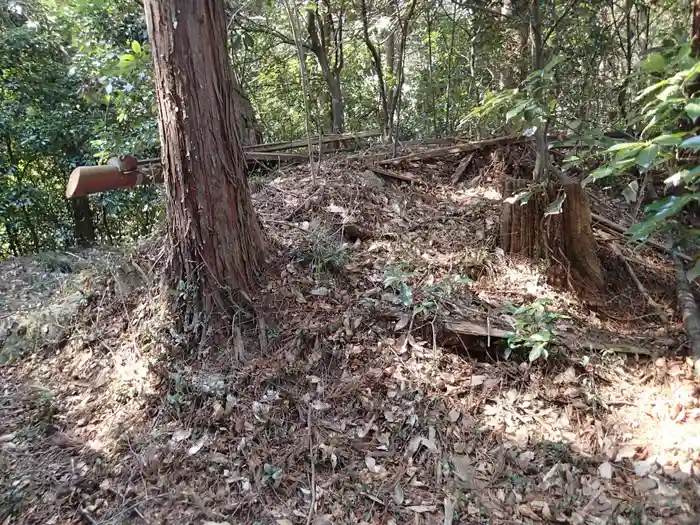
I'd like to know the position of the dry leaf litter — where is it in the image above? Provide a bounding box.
[1,144,699,525]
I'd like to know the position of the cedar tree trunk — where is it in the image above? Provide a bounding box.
[144,0,265,325]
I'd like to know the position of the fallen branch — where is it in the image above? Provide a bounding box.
[443,318,659,357]
[364,165,418,183]
[378,135,528,165]
[591,212,692,263]
[451,153,475,184]
[673,253,700,369]
[244,130,381,152]
[610,242,668,323]
[246,151,310,163]
[305,405,316,525]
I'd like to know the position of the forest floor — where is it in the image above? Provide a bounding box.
[2,142,700,525]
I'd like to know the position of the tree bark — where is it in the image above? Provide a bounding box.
[306,7,345,133]
[70,196,96,247]
[500,176,604,293]
[144,0,265,327]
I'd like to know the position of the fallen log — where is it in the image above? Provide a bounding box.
[378,136,527,165]
[443,318,659,357]
[244,130,381,153]
[66,152,310,198]
[65,165,161,198]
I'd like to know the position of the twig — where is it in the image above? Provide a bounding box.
[305,405,316,525]
[359,491,386,506]
[632,171,651,220]
[451,152,475,184]
[78,508,98,525]
[610,242,667,323]
[364,164,418,182]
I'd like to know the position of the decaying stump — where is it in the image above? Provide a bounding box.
[500,176,604,292]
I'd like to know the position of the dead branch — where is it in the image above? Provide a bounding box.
[443,318,659,357]
[610,242,668,323]
[673,253,700,367]
[591,212,693,263]
[378,135,528,165]
[451,153,475,184]
[305,405,316,525]
[364,165,418,183]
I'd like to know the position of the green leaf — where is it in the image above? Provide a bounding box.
[657,85,680,101]
[688,260,700,283]
[635,79,668,101]
[665,170,688,187]
[544,193,566,216]
[652,133,688,146]
[131,40,141,54]
[505,100,528,122]
[611,158,637,171]
[627,219,658,241]
[680,136,700,150]
[606,141,643,152]
[622,181,639,203]
[529,331,552,342]
[543,55,566,72]
[636,144,659,170]
[582,166,614,186]
[529,344,545,362]
[641,53,665,73]
[686,102,700,121]
[645,194,696,220]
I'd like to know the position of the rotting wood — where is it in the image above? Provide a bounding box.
[591,212,693,262]
[673,253,700,370]
[443,318,659,357]
[499,177,604,293]
[364,164,418,183]
[451,153,475,184]
[610,242,668,323]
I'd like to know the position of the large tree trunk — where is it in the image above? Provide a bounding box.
[144,0,265,327]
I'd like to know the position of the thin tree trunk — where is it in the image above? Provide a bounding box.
[426,10,437,136]
[285,0,317,180]
[531,0,548,181]
[71,196,96,247]
[3,221,20,256]
[445,3,457,135]
[144,0,265,326]
[499,0,513,89]
[360,0,389,138]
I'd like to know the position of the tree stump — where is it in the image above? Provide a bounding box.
[500,177,604,293]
